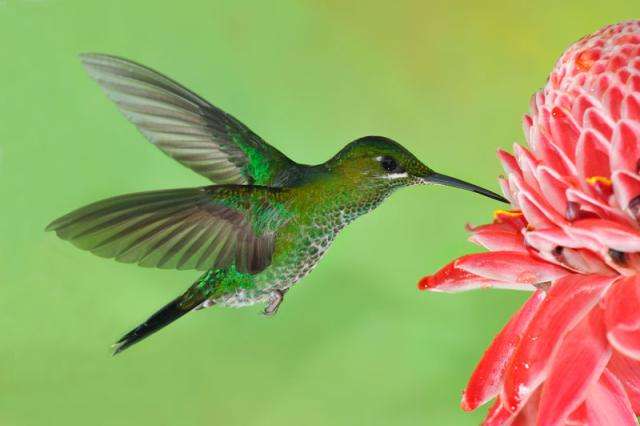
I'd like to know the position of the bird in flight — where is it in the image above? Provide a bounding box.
[47,54,507,354]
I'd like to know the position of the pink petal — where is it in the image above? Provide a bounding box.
[498,177,516,206]
[418,256,533,293]
[523,114,533,136]
[455,252,568,285]
[511,389,541,426]
[612,170,640,218]
[501,274,617,416]
[523,230,612,275]
[558,248,613,275]
[611,120,640,174]
[584,369,637,425]
[608,351,640,413]
[548,106,580,160]
[537,307,611,426]
[525,227,580,251]
[514,144,541,192]
[604,85,624,122]
[576,129,611,184]
[571,94,596,126]
[623,93,640,121]
[467,223,527,252]
[536,166,570,215]
[518,194,557,230]
[605,275,640,360]
[493,210,527,231]
[583,106,615,140]
[498,149,524,178]
[595,74,612,100]
[566,404,588,425]
[510,174,567,227]
[462,290,546,411]
[528,126,575,176]
[566,188,631,224]
[482,398,516,426]
[567,218,640,252]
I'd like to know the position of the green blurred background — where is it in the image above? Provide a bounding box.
[1,1,636,425]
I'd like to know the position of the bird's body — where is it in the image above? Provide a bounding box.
[47,53,506,353]
[196,175,382,309]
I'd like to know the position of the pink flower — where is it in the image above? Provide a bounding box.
[420,21,640,425]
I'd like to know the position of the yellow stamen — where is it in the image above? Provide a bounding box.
[586,176,612,186]
[493,209,524,219]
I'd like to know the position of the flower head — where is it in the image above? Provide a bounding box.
[421,20,640,425]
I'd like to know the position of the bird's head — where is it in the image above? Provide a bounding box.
[326,136,507,202]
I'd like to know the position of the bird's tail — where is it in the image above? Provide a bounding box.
[113,287,209,355]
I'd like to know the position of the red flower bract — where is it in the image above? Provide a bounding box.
[420,21,640,426]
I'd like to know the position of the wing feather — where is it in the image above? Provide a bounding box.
[81,53,294,185]
[47,186,290,274]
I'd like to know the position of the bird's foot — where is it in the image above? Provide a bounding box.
[194,299,215,311]
[263,289,288,316]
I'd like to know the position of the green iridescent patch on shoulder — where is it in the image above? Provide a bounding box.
[196,267,258,297]
[227,128,274,185]
[244,145,274,185]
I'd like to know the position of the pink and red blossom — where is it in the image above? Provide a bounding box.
[420,20,640,425]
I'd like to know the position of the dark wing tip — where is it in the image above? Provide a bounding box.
[79,52,109,69]
[79,52,119,63]
[45,217,62,232]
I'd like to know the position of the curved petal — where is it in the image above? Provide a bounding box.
[510,174,567,228]
[511,390,542,426]
[455,252,568,285]
[493,210,527,231]
[525,227,580,251]
[584,369,637,426]
[546,105,580,160]
[498,176,516,206]
[528,126,576,177]
[605,275,640,360]
[418,257,524,292]
[567,218,640,252]
[575,129,611,185]
[558,248,613,275]
[623,92,640,121]
[467,223,527,252]
[566,188,631,224]
[501,274,617,417]
[611,119,640,175]
[566,404,588,425]
[608,351,640,413]
[583,105,614,140]
[576,130,612,190]
[482,398,516,426]
[612,170,640,219]
[514,144,541,192]
[536,166,570,215]
[498,149,523,179]
[462,290,546,411]
[537,307,611,426]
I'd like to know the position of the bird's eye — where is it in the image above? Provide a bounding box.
[379,156,398,172]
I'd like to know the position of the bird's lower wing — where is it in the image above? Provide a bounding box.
[46,185,290,274]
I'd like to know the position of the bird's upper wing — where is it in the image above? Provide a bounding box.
[46,185,292,274]
[81,53,294,186]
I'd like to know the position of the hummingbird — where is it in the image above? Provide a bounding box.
[47,53,507,354]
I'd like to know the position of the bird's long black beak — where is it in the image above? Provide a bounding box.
[423,172,509,203]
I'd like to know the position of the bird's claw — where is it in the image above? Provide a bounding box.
[263,289,287,316]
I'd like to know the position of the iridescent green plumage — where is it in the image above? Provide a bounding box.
[47,54,506,354]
